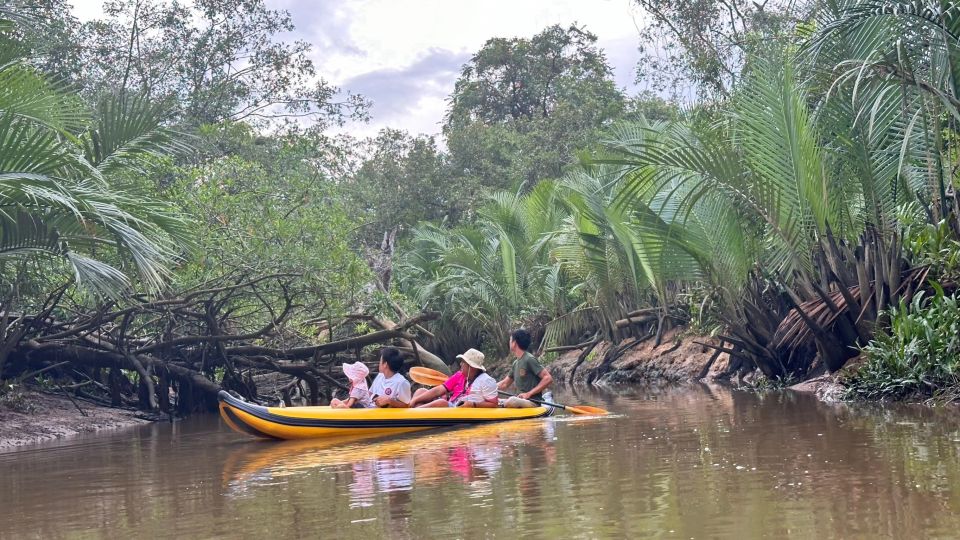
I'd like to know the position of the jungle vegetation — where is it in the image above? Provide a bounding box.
[2,0,959,411]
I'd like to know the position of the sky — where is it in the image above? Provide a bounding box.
[70,0,648,139]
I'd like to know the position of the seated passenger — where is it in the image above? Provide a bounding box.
[409,361,466,408]
[498,328,554,408]
[455,349,498,408]
[415,348,498,408]
[369,347,412,408]
[330,361,373,409]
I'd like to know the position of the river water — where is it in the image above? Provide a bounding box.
[2,385,960,539]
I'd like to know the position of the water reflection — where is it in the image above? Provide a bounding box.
[5,386,960,539]
[222,419,554,505]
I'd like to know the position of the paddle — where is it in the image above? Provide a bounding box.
[409,366,449,386]
[497,391,608,416]
[408,366,608,415]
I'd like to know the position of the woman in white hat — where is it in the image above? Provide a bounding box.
[454,348,498,408]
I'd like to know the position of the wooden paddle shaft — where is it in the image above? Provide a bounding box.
[497,390,568,410]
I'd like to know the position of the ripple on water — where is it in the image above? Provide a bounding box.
[4,388,960,538]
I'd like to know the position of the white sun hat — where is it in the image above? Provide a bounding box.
[342,361,369,383]
[455,348,486,371]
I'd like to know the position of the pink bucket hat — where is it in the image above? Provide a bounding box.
[342,361,370,383]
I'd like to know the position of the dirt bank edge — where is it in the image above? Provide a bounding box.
[0,391,151,450]
[519,328,847,400]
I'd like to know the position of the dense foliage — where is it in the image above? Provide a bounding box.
[2,0,960,407]
[849,288,960,400]
[0,0,379,408]
[444,24,625,194]
[0,18,191,294]
[397,0,960,390]
[632,0,807,98]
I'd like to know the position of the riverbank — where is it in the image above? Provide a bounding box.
[539,328,849,401]
[0,390,151,450]
[545,329,731,386]
[0,330,855,450]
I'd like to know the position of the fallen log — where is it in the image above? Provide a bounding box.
[614,315,657,329]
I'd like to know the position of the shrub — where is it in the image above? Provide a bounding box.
[846,287,960,400]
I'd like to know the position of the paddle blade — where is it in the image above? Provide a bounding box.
[409,367,447,386]
[564,405,609,415]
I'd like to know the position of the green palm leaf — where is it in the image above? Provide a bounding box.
[0,64,86,132]
[81,93,193,176]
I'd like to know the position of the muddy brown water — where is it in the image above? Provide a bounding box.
[2,385,960,539]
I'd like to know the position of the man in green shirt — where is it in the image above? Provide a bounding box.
[498,328,553,408]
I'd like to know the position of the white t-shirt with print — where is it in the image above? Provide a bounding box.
[458,372,498,404]
[369,372,412,406]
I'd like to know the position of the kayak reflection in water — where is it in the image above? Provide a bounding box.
[349,460,376,508]
[348,455,414,508]
[222,419,554,494]
[448,440,504,484]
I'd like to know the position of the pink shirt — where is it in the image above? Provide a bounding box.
[443,371,466,402]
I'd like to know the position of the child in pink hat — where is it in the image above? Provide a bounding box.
[331,361,374,408]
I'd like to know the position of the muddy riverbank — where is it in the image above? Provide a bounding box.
[541,329,848,400]
[0,391,150,450]
[545,329,731,386]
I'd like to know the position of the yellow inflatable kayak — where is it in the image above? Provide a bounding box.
[218,391,551,440]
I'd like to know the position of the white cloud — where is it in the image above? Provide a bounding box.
[340,48,468,125]
[69,0,647,139]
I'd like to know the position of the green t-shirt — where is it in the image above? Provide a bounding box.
[512,352,546,400]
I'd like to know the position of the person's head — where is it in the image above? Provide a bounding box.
[509,328,531,356]
[456,348,486,381]
[379,347,403,375]
[342,361,369,388]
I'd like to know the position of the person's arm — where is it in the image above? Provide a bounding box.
[409,385,446,407]
[497,374,513,391]
[468,377,499,408]
[343,397,358,408]
[377,379,413,409]
[518,368,553,400]
[374,395,409,408]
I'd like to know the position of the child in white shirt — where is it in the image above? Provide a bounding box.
[369,347,411,408]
